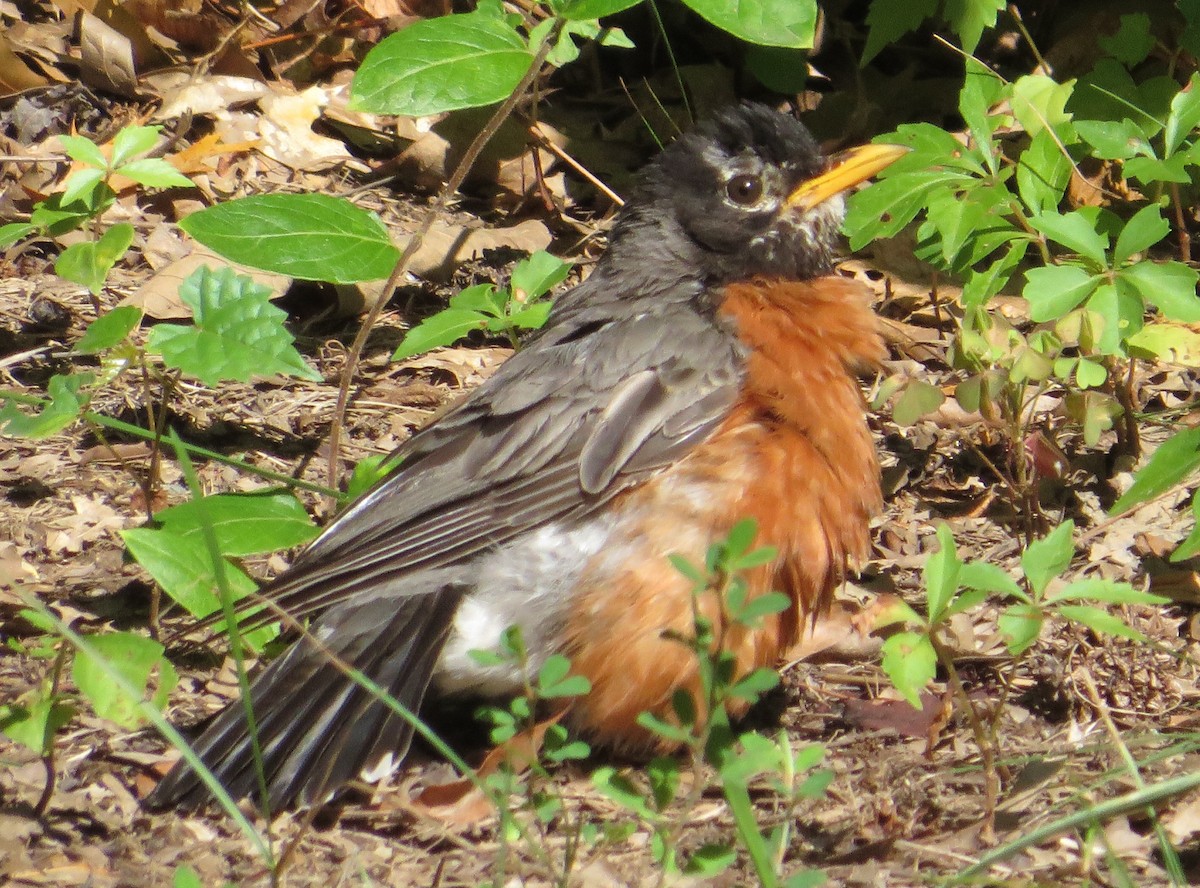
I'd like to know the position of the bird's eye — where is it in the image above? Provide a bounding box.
[725,174,764,205]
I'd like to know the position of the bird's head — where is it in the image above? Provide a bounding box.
[609,103,907,288]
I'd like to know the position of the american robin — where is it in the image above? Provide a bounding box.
[146,103,906,810]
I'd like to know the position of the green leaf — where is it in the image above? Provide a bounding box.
[1055,604,1147,642]
[998,603,1044,654]
[783,869,827,888]
[55,223,135,295]
[110,125,161,167]
[555,0,641,18]
[511,250,570,300]
[729,667,780,702]
[0,691,74,755]
[1010,74,1074,138]
[679,0,817,48]
[180,194,399,283]
[351,11,533,116]
[0,222,36,248]
[1089,280,1144,353]
[1075,118,1151,160]
[646,755,681,810]
[1111,425,1200,513]
[1030,211,1108,265]
[450,283,503,316]
[1075,357,1108,388]
[592,767,654,817]
[76,305,142,354]
[72,632,177,729]
[745,44,809,94]
[1164,72,1200,155]
[1121,261,1200,322]
[60,168,106,208]
[943,0,1004,54]
[1045,578,1165,606]
[959,561,1023,598]
[148,265,320,384]
[1098,13,1154,66]
[173,865,204,888]
[1023,264,1098,322]
[880,631,937,708]
[58,133,108,168]
[1124,153,1191,184]
[1171,495,1200,561]
[892,379,945,425]
[537,654,591,698]
[1017,128,1072,214]
[1113,206,1169,265]
[923,524,961,621]
[0,373,90,438]
[734,591,790,626]
[683,844,737,877]
[152,491,319,556]
[861,0,938,64]
[505,302,553,330]
[1021,520,1075,597]
[116,158,194,190]
[392,308,489,361]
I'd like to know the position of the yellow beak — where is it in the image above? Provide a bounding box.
[787,143,910,212]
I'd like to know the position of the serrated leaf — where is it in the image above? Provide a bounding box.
[351,11,533,116]
[76,305,142,354]
[116,158,194,189]
[0,373,90,438]
[1023,264,1097,322]
[392,308,489,360]
[1021,520,1075,596]
[880,631,937,708]
[181,194,398,283]
[449,283,503,315]
[1122,261,1200,322]
[1111,425,1200,513]
[72,632,177,728]
[148,266,320,384]
[679,0,817,48]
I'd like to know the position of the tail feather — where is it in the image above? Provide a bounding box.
[146,584,463,810]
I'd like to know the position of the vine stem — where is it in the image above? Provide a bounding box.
[324,20,565,494]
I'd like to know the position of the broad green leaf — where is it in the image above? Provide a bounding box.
[148,266,320,384]
[1113,206,1169,265]
[505,302,553,330]
[110,125,161,167]
[861,0,938,63]
[71,632,177,729]
[1164,72,1200,155]
[555,0,641,18]
[1111,425,1200,513]
[1074,118,1150,160]
[351,11,533,116]
[1017,128,1072,213]
[1021,519,1075,597]
[1023,264,1097,322]
[1046,578,1165,605]
[959,58,1004,172]
[1125,153,1192,184]
[0,373,90,438]
[450,283,503,315]
[1121,261,1200,322]
[944,0,1004,53]
[511,250,570,300]
[923,188,989,264]
[1076,357,1108,388]
[152,491,318,556]
[998,603,1043,654]
[1030,211,1108,265]
[844,168,970,250]
[1055,605,1146,641]
[392,308,489,360]
[116,158,194,190]
[923,524,961,621]
[180,194,399,283]
[76,306,142,354]
[592,766,655,818]
[58,133,107,168]
[0,691,74,755]
[1089,280,1144,353]
[56,223,134,295]
[892,379,945,426]
[1098,13,1154,66]
[880,631,937,708]
[679,0,817,48]
[1010,74,1074,137]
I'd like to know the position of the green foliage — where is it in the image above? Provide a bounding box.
[394,250,571,359]
[146,266,322,385]
[862,0,1004,62]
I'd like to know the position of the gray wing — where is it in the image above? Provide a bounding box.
[261,293,745,621]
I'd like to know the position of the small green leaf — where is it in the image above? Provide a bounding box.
[351,11,533,116]
[1121,261,1200,322]
[1075,118,1150,160]
[1164,72,1200,155]
[1055,604,1147,641]
[110,125,161,167]
[959,561,1023,598]
[592,767,654,817]
[683,844,736,876]
[55,223,134,295]
[923,523,962,621]
[60,168,106,208]
[1030,211,1109,265]
[1023,264,1098,322]
[892,379,945,425]
[116,158,194,190]
[392,308,489,361]
[1113,205,1169,265]
[0,222,36,248]
[1017,128,1072,213]
[861,0,938,63]
[998,603,1044,654]
[1075,357,1108,388]
[880,631,937,708]
[147,265,321,384]
[646,755,680,810]
[173,865,204,888]
[59,133,108,168]
[76,306,142,354]
[733,591,791,626]
[449,283,503,316]
[72,632,178,729]
[1021,520,1075,597]
[729,667,779,702]
[1046,578,1165,606]
[1111,425,1200,513]
[510,250,571,300]
[0,691,75,755]
[1010,74,1074,138]
[1089,280,1144,353]
[0,373,90,438]
[181,194,399,283]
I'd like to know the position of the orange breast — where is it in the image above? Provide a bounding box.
[561,276,885,752]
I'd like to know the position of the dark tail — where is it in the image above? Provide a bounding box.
[145,586,463,810]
